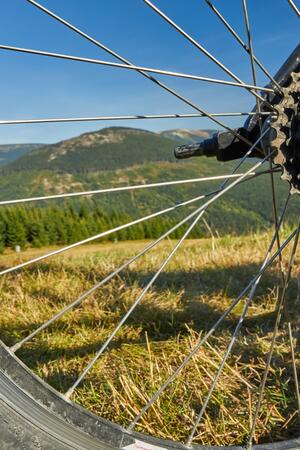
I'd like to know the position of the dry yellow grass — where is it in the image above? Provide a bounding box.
[0,233,299,446]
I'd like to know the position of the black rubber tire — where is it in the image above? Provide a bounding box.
[1,341,299,450]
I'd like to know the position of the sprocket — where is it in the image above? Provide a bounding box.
[174,43,300,196]
[269,71,300,193]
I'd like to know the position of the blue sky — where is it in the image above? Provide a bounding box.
[0,0,299,144]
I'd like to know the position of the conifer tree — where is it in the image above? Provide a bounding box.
[6,218,27,248]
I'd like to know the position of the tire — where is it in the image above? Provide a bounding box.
[1,342,300,450]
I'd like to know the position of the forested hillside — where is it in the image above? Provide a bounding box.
[0,126,296,250]
[3,127,178,172]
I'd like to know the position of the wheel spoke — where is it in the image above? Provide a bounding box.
[62,135,273,398]
[6,130,270,384]
[0,128,271,277]
[287,0,300,17]
[143,0,275,108]
[288,322,300,413]
[127,224,298,432]
[9,133,274,356]
[246,221,300,448]
[241,0,285,295]
[0,111,272,126]
[268,159,286,287]
[186,192,291,445]
[0,1,296,447]
[204,0,282,91]
[242,0,260,107]
[217,127,270,191]
[0,172,258,206]
[9,170,277,357]
[64,208,207,399]
[0,44,275,93]
[0,193,208,276]
[24,0,265,148]
[9,199,220,354]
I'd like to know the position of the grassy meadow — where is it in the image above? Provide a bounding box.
[0,233,299,446]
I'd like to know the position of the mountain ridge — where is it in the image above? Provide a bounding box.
[0,126,296,236]
[0,126,217,170]
[160,128,216,144]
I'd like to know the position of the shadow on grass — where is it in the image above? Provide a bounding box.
[1,258,299,446]
[1,260,298,361]
[2,260,299,347]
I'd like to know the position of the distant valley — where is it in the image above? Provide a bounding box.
[0,143,43,166]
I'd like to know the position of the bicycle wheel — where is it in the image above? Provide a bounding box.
[0,1,299,449]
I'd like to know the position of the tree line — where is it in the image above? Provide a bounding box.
[0,203,207,252]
